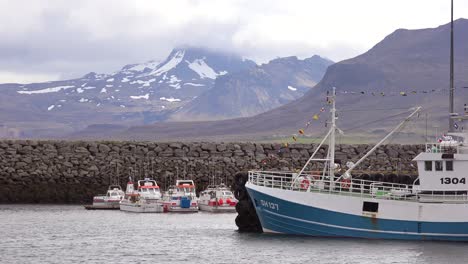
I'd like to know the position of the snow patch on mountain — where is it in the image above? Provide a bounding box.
[184,83,204,87]
[130,94,149,100]
[287,85,297,91]
[17,85,75,94]
[47,105,55,111]
[147,50,185,77]
[187,59,218,79]
[130,79,156,87]
[106,78,114,82]
[100,88,107,93]
[169,83,181,89]
[126,60,160,72]
[168,75,181,84]
[160,97,181,102]
[76,88,84,93]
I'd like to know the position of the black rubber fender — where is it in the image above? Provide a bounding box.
[234,187,247,200]
[234,171,249,187]
[235,199,252,215]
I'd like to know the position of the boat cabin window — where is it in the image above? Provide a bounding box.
[435,161,443,171]
[424,161,432,171]
[362,201,379,213]
[446,161,453,171]
[223,191,232,196]
[178,187,194,193]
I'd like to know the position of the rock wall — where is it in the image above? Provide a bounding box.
[0,140,424,203]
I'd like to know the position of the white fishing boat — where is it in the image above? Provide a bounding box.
[246,87,468,241]
[162,180,199,213]
[119,178,164,213]
[84,185,125,210]
[199,184,238,212]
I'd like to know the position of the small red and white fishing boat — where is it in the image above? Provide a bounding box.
[84,185,124,210]
[120,178,164,213]
[162,180,199,213]
[199,184,237,212]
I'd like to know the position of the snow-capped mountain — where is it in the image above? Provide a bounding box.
[0,47,256,137]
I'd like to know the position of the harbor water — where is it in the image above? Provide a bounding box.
[1,205,467,264]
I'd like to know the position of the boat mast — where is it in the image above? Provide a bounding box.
[449,0,455,132]
[329,87,337,187]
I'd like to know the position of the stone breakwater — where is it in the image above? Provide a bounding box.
[0,140,423,203]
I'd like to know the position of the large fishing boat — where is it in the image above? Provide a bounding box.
[246,87,468,241]
[199,184,237,212]
[120,178,164,213]
[162,180,199,213]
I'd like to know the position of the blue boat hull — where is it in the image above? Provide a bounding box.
[246,186,468,241]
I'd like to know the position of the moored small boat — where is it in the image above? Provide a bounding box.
[84,185,124,210]
[199,184,237,212]
[162,180,199,213]
[120,178,164,213]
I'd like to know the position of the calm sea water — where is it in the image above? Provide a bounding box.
[0,205,467,264]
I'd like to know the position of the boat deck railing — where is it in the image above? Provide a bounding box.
[248,171,468,203]
[425,143,459,154]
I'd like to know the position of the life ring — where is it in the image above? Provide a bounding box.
[300,179,310,190]
[341,179,351,189]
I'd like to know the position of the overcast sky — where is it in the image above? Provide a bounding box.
[1,0,467,83]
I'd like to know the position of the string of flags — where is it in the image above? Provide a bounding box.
[280,89,467,148]
[285,105,329,146]
[337,88,452,97]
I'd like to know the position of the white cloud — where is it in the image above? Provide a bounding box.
[0,0,467,83]
[0,71,60,83]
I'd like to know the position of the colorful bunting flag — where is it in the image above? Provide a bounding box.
[313,114,319,120]
[298,129,304,135]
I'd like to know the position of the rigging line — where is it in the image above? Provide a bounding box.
[343,110,414,133]
[337,107,413,112]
